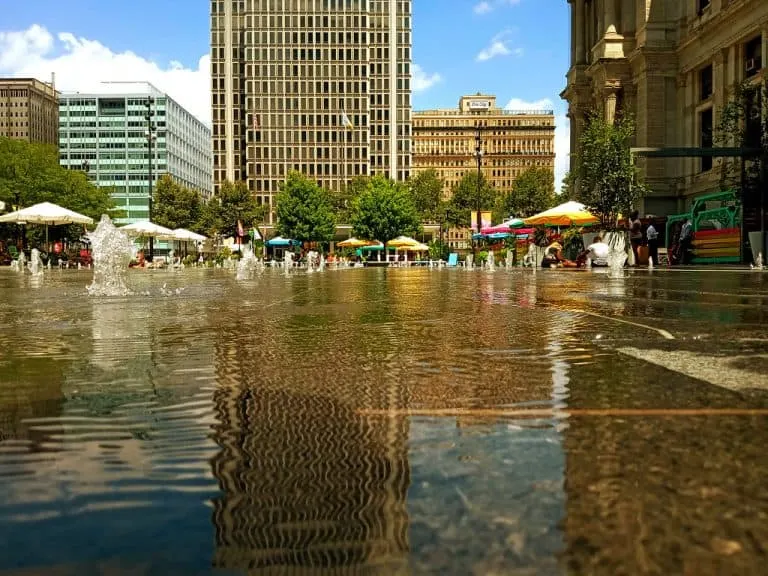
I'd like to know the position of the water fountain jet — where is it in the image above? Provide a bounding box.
[86,214,134,296]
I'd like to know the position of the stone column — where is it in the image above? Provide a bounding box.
[621,0,635,34]
[604,0,617,36]
[763,27,768,73]
[603,84,620,124]
[570,0,577,67]
[576,0,586,64]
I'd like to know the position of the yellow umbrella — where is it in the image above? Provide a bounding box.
[398,242,429,251]
[337,237,373,248]
[387,235,420,248]
[524,201,598,227]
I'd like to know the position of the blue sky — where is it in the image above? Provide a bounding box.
[0,0,570,185]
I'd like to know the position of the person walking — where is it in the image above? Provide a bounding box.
[646,221,659,265]
[679,218,693,264]
[629,210,643,266]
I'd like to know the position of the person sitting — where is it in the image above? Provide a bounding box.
[577,235,610,267]
[541,242,577,268]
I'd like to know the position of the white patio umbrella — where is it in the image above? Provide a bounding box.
[171,228,207,256]
[120,221,175,239]
[171,228,207,242]
[0,201,94,247]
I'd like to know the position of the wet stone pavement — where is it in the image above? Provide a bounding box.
[0,266,767,575]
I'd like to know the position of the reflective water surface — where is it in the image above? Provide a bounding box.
[1,267,767,575]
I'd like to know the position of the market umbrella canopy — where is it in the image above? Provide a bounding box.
[397,242,429,251]
[266,236,301,247]
[387,235,420,248]
[120,221,175,239]
[337,237,374,248]
[524,201,598,227]
[482,218,525,235]
[171,228,207,242]
[0,202,93,226]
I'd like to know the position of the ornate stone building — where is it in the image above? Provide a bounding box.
[413,94,555,249]
[562,0,768,216]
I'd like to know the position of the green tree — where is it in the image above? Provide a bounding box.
[408,169,444,222]
[198,180,266,238]
[153,174,202,231]
[716,80,768,193]
[331,175,369,222]
[501,167,556,218]
[276,171,336,243]
[446,171,499,229]
[351,175,421,245]
[574,112,646,229]
[561,171,577,201]
[0,137,116,241]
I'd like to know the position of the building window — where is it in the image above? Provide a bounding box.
[700,108,713,172]
[745,36,762,78]
[698,0,711,15]
[699,64,713,101]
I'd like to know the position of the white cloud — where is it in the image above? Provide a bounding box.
[504,97,570,194]
[476,40,511,62]
[0,25,211,124]
[473,0,522,15]
[474,1,493,14]
[412,64,442,93]
[476,30,522,62]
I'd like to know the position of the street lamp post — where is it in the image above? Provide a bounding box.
[474,127,484,259]
[145,97,156,260]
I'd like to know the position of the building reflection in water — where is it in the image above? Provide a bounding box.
[561,345,768,575]
[208,272,411,573]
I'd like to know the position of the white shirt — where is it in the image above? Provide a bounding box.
[587,242,610,264]
[646,224,658,240]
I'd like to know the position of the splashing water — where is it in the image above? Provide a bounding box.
[29,248,43,275]
[86,214,134,296]
[505,250,514,270]
[284,251,294,275]
[486,251,495,272]
[465,254,474,270]
[608,249,628,279]
[755,253,764,271]
[13,251,27,273]
[236,245,259,280]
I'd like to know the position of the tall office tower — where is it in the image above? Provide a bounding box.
[211,0,412,223]
[0,77,59,146]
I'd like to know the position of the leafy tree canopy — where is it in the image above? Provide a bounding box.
[198,180,266,238]
[501,167,556,218]
[276,171,336,242]
[408,169,444,223]
[153,174,202,232]
[351,175,421,244]
[0,137,115,222]
[446,171,499,229]
[574,112,645,229]
[331,175,369,223]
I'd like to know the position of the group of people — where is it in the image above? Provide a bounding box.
[541,235,612,269]
[540,211,668,269]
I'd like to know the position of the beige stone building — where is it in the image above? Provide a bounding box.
[0,77,59,146]
[211,0,412,223]
[413,94,555,249]
[561,0,767,216]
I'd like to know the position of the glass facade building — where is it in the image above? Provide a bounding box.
[58,83,212,225]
